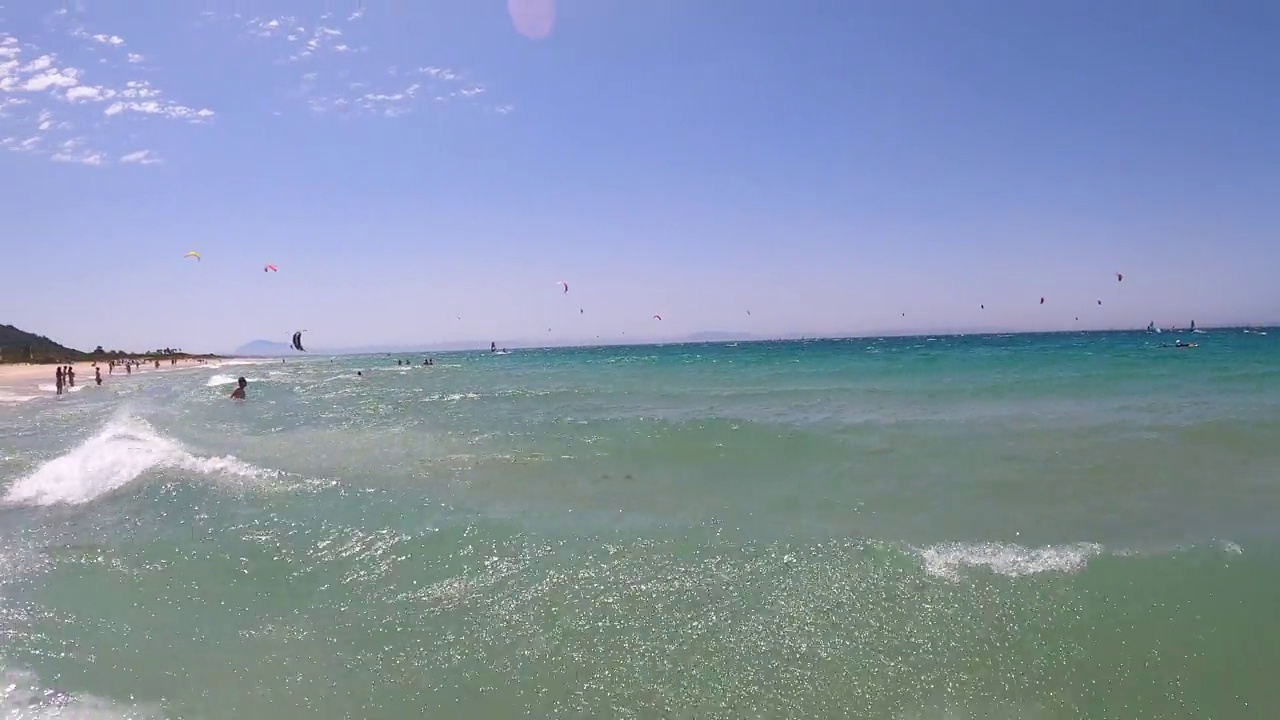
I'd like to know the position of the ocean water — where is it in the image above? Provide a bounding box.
[1,332,1279,719]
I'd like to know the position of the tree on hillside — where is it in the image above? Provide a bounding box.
[93,345,105,355]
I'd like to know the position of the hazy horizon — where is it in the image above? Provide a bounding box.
[229,320,1263,357]
[3,1,1278,354]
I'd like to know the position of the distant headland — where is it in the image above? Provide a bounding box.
[0,323,220,364]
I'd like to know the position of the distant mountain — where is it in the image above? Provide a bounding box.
[0,324,85,362]
[233,339,297,357]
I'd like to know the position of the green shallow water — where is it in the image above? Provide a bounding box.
[1,332,1278,719]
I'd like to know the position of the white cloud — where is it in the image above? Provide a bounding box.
[214,9,513,118]
[300,61,508,118]
[65,84,111,102]
[0,96,28,115]
[418,66,460,81]
[50,137,105,165]
[21,55,54,73]
[6,135,41,151]
[104,99,214,122]
[21,67,80,91]
[70,27,127,48]
[0,28,213,166]
[120,149,160,165]
[126,53,144,64]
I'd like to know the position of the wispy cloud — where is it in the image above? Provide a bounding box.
[0,21,210,166]
[75,30,125,47]
[221,9,510,118]
[119,149,160,165]
[4,5,512,166]
[303,64,501,118]
[244,16,359,63]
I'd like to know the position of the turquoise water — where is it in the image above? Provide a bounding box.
[1,331,1278,719]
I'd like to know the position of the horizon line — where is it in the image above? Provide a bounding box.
[230,323,1274,356]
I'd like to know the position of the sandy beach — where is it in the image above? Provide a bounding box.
[0,359,216,399]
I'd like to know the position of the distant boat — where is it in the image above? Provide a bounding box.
[1191,320,1206,334]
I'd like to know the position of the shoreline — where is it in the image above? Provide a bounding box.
[0,357,257,398]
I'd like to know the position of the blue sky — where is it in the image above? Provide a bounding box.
[2,0,1278,353]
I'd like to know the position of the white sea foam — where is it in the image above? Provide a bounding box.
[917,541,1105,580]
[35,385,82,394]
[1,664,164,720]
[917,540,1244,581]
[0,391,37,405]
[205,374,262,388]
[2,416,270,506]
[209,358,275,368]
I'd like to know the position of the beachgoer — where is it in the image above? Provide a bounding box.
[95,367,102,386]
[126,363,132,375]
[230,377,247,400]
[55,367,64,396]
[67,366,75,387]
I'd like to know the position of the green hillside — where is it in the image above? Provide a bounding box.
[0,324,88,363]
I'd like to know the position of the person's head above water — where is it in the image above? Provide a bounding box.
[238,377,247,388]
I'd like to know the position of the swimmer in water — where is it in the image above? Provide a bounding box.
[230,377,247,400]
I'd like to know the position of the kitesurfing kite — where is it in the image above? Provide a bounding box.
[1117,272,1124,282]
[557,280,569,294]
[264,264,278,273]
[1097,298,1103,305]
[653,314,663,321]
[1040,297,1045,305]
[291,330,307,352]
[184,251,201,262]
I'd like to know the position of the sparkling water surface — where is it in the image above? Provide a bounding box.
[2,332,1278,719]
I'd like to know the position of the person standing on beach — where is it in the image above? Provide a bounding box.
[55,367,64,396]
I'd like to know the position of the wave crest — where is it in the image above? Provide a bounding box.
[3,416,270,506]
